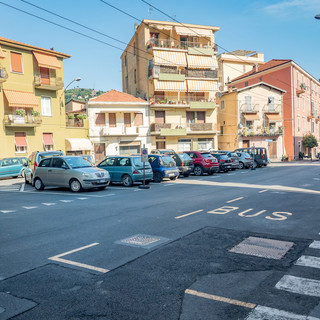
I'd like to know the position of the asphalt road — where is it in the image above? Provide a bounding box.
[0,162,320,319]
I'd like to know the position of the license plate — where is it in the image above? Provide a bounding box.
[99,179,106,183]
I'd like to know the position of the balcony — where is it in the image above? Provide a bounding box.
[240,104,259,113]
[307,110,315,120]
[34,74,64,91]
[66,118,84,128]
[241,126,284,137]
[150,95,216,109]
[150,122,215,136]
[147,39,216,52]
[4,114,42,127]
[95,125,148,137]
[296,83,306,95]
[186,69,217,79]
[263,104,281,113]
[0,67,8,83]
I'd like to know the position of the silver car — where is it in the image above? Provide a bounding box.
[236,152,253,169]
[33,156,110,192]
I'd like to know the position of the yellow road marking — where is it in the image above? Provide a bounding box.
[48,242,109,273]
[175,209,203,219]
[185,289,256,309]
[226,197,244,203]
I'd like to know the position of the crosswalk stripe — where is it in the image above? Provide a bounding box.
[22,206,38,210]
[295,255,320,269]
[77,197,88,200]
[275,275,320,297]
[59,200,74,203]
[310,241,320,249]
[0,210,16,213]
[42,203,56,206]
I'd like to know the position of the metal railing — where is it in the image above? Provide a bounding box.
[0,67,8,82]
[34,74,64,89]
[186,69,218,79]
[150,95,214,105]
[66,118,84,128]
[240,103,259,113]
[262,104,281,113]
[147,39,217,50]
[4,114,42,126]
[241,126,284,137]
[150,122,214,132]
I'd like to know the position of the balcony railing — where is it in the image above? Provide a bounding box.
[186,69,218,79]
[0,67,8,83]
[66,118,84,128]
[147,39,216,51]
[240,103,259,113]
[263,104,281,113]
[150,122,214,133]
[149,67,217,79]
[241,126,284,137]
[4,114,42,127]
[150,95,215,106]
[34,74,64,90]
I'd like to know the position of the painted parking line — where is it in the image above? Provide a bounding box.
[275,275,320,297]
[226,197,244,203]
[295,255,320,269]
[77,197,89,200]
[175,209,203,219]
[42,203,56,206]
[310,241,320,249]
[59,200,74,203]
[48,242,109,273]
[22,206,38,210]
[0,210,16,214]
[258,189,268,193]
[19,183,25,192]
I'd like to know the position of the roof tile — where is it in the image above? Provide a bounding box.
[89,90,146,102]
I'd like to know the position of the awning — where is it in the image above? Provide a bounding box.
[0,45,5,59]
[175,26,213,37]
[243,114,260,121]
[33,51,61,70]
[43,133,54,146]
[153,50,187,67]
[65,138,92,151]
[154,79,187,92]
[15,133,28,147]
[3,89,39,108]
[187,54,218,69]
[119,140,141,146]
[187,80,218,92]
[266,114,282,121]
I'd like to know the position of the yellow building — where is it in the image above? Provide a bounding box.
[121,20,220,151]
[0,36,90,159]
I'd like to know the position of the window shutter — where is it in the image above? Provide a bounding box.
[40,67,50,85]
[10,52,23,73]
[95,113,105,126]
[134,113,143,126]
[124,113,131,127]
[109,113,116,127]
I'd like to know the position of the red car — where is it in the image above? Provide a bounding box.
[184,151,219,176]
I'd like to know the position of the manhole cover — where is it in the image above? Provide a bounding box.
[116,234,169,249]
[229,237,294,260]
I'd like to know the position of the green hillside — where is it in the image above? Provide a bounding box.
[65,88,105,104]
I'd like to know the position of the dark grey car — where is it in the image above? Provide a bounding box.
[33,156,110,192]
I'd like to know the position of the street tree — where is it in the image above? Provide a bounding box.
[302,134,318,159]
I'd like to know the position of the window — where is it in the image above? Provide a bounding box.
[124,113,131,127]
[307,79,309,91]
[43,133,54,151]
[245,81,248,87]
[134,113,143,126]
[124,55,127,67]
[156,141,166,149]
[220,126,224,134]
[40,67,50,85]
[198,138,213,150]
[119,145,140,155]
[134,69,137,84]
[297,117,300,132]
[302,97,305,111]
[125,76,128,90]
[268,96,275,111]
[178,139,192,152]
[303,118,305,133]
[118,157,131,166]
[14,132,27,153]
[52,158,68,169]
[312,121,314,133]
[298,141,301,152]
[95,113,105,126]
[220,100,225,110]
[296,71,299,87]
[246,120,253,128]
[133,42,136,56]
[297,95,300,109]
[155,111,165,124]
[41,96,52,116]
[244,95,252,111]
[109,113,116,127]
[10,52,23,73]
[99,157,116,167]
[39,158,51,167]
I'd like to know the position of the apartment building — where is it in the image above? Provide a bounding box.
[87,90,149,163]
[229,59,320,160]
[120,19,220,151]
[218,83,285,160]
[218,50,265,92]
[0,36,91,158]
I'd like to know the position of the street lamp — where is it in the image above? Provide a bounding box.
[64,77,81,91]
[315,14,320,19]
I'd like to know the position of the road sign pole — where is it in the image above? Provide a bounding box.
[139,145,150,189]
[251,145,256,170]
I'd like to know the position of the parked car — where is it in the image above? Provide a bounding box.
[25,150,64,185]
[97,155,153,187]
[234,147,268,167]
[212,151,240,170]
[0,157,28,179]
[81,154,95,166]
[184,151,219,176]
[33,156,110,192]
[236,152,253,169]
[148,154,179,183]
[151,149,194,177]
[210,153,232,172]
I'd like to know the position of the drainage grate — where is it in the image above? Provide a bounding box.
[229,236,294,260]
[116,234,169,249]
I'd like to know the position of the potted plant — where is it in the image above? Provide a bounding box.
[16,109,25,117]
[76,114,87,120]
[282,154,289,161]
[14,109,25,123]
[68,114,75,119]
[32,110,40,117]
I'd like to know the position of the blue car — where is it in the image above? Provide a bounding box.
[148,154,179,183]
[0,157,28,179]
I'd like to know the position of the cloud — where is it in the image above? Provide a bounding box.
[263,0,320,15]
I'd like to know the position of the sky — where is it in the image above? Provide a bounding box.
[1,0,320,92]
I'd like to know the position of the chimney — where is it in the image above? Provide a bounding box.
[252,63,259,72]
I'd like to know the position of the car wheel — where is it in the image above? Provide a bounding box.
[194,165,203,176]
[239,162,244,169]
[122,174,133,187]
[34,178,44,191]
[153,172,163,183]
[170,176,177,180]
[70,179,83,192]
[183,172,190,177]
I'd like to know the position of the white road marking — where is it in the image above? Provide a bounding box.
[226,197,244,203]
[313,178,320,181]
[42,203,56,206]
[275,275,320,297]
[22,206,38,210]
[0,210,16,214]
[295,255,320,269]
[245,305,315,320]
[105,193,115,196]
[310,241,320,249]
[259,189,268,193]
[301,184,313,187]
[134,189,142,192]
[175,209,203,219]
[77,197,88,200]
[59,200,74,203]
[48,242,109,273]
[19,183,25,192]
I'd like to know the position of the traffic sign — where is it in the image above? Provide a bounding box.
[141,148,148,162]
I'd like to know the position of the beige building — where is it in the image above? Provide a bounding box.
[120,19,220,151]
[218,50,264,92]
[218,82,285,160]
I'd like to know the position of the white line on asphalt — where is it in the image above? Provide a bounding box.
[295,255,320,269]
[313,178,320,181]
[275,275,320,297]
[227,173,236,176]
[175,209,203,219]
[226,197,244,203]
[163,183,175,186]
[59,200,74,203]
[0,210,16,214]
[42,203,56,206]
[310,241,320,249]
[77,197,88,200]
[134,189,142,192]
[22,206,38,210]
[19,183,25,192]
[258,189,268,193]
[48,242,109,273]
[105,193,115,196]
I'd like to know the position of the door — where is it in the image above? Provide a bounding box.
[156,141,166,149]
[268,141,277,158]
[97,157,117,181]
[94,143,106,164]
[155,111,165,124]
[242,140,250,148]
[186,111,195,124]
[40,67,50,85]
[48,158,70,187]
[36,158,52,185]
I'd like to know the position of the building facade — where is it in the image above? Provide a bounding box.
[0,36,90,159]
[229,59,320,160]
[87,90,149,163]
[218,83,285,160]
[120,19,220,151]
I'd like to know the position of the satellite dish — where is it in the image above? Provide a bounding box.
[217,92,223,98]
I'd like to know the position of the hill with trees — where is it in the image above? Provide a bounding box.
[65,88,105,104]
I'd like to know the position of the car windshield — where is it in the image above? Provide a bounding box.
[65,157,93,169]
[178,153,192,160]
[161,156,176,167]
[132,157,151,168]
[39,153,63,161]
[201,153,213,158]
